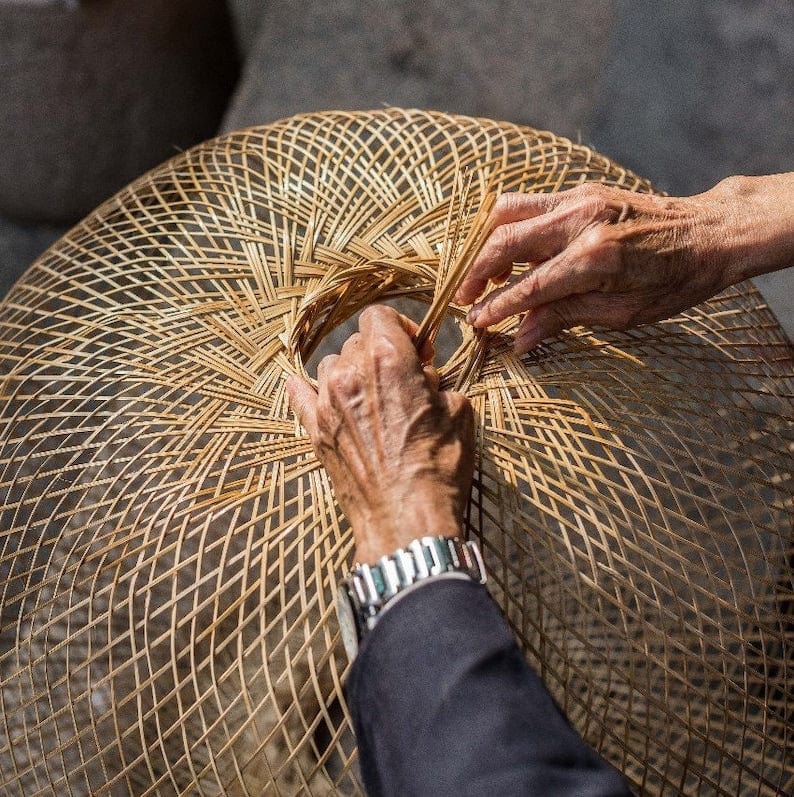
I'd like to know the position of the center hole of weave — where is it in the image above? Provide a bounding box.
[303,297,463,379]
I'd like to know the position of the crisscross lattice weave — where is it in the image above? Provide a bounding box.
[1,109,792,795]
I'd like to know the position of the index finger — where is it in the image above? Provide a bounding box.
[456,192,561,304]
[488,191,560,226]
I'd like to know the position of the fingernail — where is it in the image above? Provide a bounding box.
[466,306,480,324]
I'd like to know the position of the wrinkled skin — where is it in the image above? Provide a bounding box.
[287,305,474,563]
[456,174,794,352]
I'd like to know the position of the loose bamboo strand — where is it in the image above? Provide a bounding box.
[414,176,497,353]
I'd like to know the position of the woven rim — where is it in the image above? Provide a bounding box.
[1,108,792,795]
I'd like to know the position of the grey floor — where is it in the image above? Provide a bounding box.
[587,0,794,340]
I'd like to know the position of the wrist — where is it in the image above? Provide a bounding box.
[351,495,464,564]
[354,512,462,563]
[706,173,794,287]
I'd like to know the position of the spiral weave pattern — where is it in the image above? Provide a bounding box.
[1,109,792,795]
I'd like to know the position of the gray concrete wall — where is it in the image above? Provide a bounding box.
[591,0,794,196]
[589,0,794,337]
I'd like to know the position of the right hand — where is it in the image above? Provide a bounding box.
[286,305,474,565]
[455,175,794,352]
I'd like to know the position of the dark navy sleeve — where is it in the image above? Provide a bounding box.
[347,578,633,797]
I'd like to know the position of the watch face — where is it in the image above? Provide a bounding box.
[336,583,359,660]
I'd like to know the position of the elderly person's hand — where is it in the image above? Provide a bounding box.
[456,174,794,352]
[286,305,474,564]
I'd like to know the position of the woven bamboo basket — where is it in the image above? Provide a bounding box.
[0,109,792,796]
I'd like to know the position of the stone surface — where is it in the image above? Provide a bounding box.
[0,214,65,299]
[0,0,239,224]
[221,0,617,140]
[590,0,794,195]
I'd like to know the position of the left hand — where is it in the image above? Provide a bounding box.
[286,305,475,564]
[454,182,742,351]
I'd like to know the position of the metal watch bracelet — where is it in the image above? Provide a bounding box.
[346,536,487,631]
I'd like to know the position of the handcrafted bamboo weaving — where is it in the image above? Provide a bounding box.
[1,109,792,795]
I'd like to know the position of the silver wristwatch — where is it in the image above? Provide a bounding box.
[336,535,487,660]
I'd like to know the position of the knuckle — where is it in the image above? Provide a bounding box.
[516,269,542,301]
[581,195,610,223]
[579,225,612,253]
[491,225,520,263]
[358,304,381,330]
[316,353,338,377]
[370,336,403,369]
[570,182,601,201]
[341,332,362,355]
[579,225,621,262]
[326,363,359,397]
[569,183,611,212]
[359,303,390,327]
[358,304,378,322]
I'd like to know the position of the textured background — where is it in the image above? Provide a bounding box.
[1,0,791,336]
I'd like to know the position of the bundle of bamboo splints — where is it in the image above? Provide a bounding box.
[289,169,496,392]
[0,109,792,796]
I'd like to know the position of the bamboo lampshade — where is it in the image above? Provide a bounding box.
[1,109,792,795]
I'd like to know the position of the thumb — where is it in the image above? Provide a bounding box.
[285,375,320,440]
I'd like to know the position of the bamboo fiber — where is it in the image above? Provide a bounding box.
[0,108,792,796]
